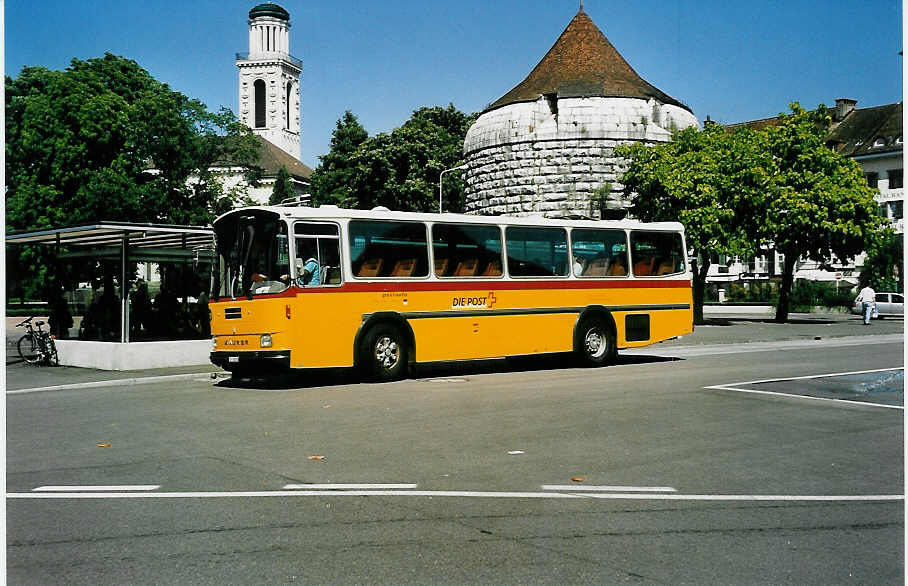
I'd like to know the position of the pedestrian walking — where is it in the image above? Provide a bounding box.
[856,285,876,325]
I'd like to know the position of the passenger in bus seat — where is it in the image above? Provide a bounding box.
[297,256,321,286]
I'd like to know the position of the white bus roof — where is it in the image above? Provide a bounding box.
[216,205,685,232]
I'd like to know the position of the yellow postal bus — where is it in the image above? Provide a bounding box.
[209,205,692,380]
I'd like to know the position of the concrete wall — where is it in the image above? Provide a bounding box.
[56,339,212,371]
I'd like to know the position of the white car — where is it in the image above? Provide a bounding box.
[851,292,904,319]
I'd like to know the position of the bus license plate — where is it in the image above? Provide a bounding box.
[228,356,239,363]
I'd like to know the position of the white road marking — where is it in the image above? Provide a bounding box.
[282,484,418,490]
[705,367,904,410]
[542,485,677,492]
[32,485,160,492]
[7,490,902,502]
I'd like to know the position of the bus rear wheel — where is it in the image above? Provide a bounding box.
[576,317,616,367]
[361,324,408,382]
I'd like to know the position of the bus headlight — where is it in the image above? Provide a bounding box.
[260,334,273,348]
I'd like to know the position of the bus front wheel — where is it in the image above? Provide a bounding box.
[361,324,408,382]
[576,317,616,367]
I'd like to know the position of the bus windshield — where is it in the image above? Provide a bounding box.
[212,210,290,299]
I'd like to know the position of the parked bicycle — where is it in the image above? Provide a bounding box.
[16,317,59,366]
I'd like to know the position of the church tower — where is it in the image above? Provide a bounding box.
[236,3,302,159]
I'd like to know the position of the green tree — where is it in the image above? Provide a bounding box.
[310,110,368,206]
[757,104,882,322]
[617,123,763,324]
[268,165,295,205]
[6,53,259,230]
[6,53,261,296]
[313,104,476,212]
[858,228,902,292]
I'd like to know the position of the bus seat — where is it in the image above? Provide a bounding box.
[391,258,418,277]
[634,257,655,276]
[434,257,449,277]
[607,256,627,276]
[358,258,384,277]
[656,259,676,275]
[583,257,609,276]
[454,258,479,276]
[481,259,502,276]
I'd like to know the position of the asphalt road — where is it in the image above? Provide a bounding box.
[6,329,904,584]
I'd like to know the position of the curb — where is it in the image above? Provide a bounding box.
[6,372,230,395]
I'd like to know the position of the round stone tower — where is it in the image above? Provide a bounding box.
[236,3,302,159]
[463,7,698,218]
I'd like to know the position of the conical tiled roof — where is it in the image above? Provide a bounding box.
[488,8,690,113]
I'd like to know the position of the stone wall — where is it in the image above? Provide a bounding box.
[463,96,698,218]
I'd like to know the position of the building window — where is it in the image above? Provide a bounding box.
[887,169,903,189]
[285,82,293,130]
[865,172,879,187]
[254,80,266,128]
[892,200,904,220]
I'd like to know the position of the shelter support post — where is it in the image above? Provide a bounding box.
[121,235,129,343]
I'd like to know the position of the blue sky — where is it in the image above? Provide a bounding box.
[6,1,903,167]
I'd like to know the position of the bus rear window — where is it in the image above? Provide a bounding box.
[349,220,429,278]
[505,227,568,277]
[630,231,686,276]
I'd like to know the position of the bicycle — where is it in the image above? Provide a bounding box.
[16,317,59,366]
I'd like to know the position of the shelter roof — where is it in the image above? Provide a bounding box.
[6,222,213,250]
[487,8,690,113]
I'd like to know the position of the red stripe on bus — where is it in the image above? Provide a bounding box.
[212,279,691,301]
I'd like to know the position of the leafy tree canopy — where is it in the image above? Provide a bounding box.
[755,104,882,321]
[618,103,883,323]
[310,110,368,207]
[5,53,261,299]
[268,165,296,205]
[312,105,476,212]
[6,53,260,231]
[617,122,768,323]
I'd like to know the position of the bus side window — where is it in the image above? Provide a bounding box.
[571,228,628,278]
[432,223,503,279]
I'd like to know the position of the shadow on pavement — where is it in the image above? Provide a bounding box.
[215,352,682,391]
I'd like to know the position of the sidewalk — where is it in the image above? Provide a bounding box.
[4,308,902,392]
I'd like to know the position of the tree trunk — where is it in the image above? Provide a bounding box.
[692,257,710,326]
[775,253,797,323]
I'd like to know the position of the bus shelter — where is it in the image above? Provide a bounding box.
[6,222,215,370]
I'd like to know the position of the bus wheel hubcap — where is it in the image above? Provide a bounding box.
[585,328,605,358]
[375,337,399,369]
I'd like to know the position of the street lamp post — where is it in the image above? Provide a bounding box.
[439,164,468,213]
